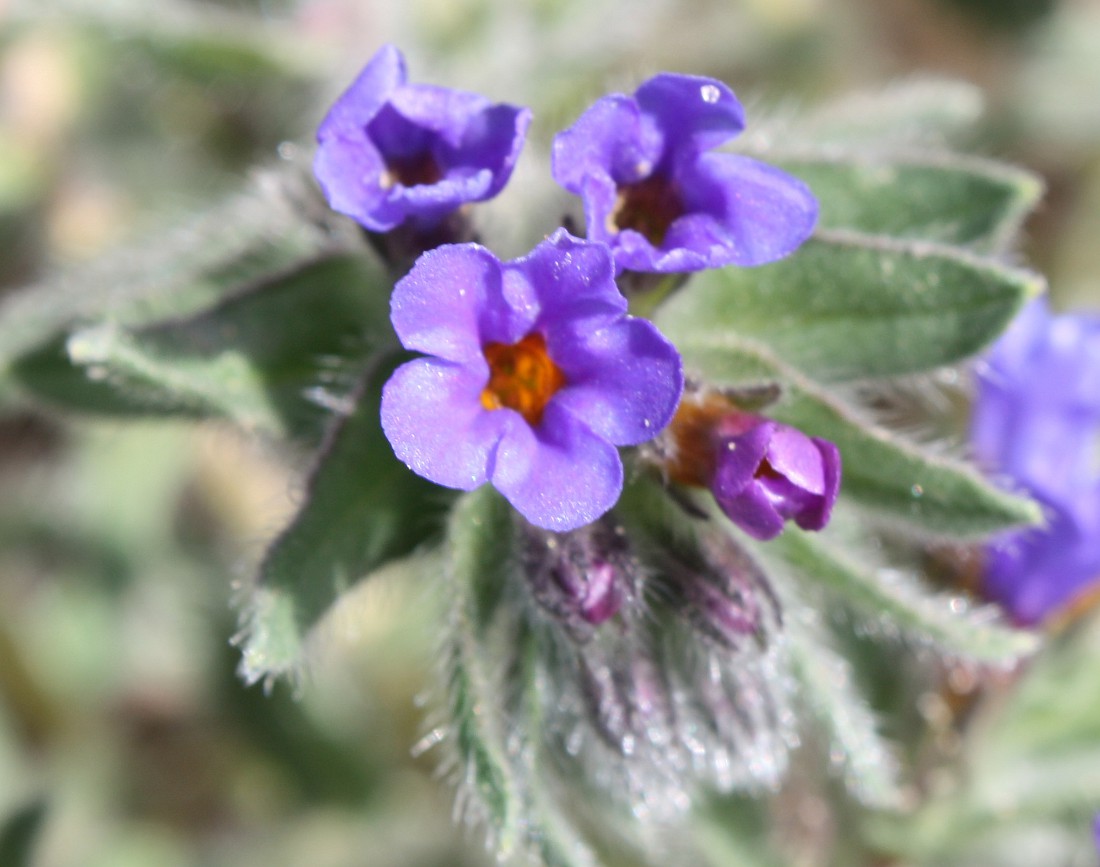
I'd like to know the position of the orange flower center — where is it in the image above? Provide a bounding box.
[609,174,685,246]
[480,332,567,426]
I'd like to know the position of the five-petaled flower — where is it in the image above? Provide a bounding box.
[380,229,684,531]
[313,44,531,233]
[972,297,1100,626]
[666,392,841,540]
[551,73,817,274]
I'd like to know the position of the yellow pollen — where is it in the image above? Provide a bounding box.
[480,332,567,425]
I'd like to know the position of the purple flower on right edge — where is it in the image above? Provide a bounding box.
[551,73,817,274]
[971,297,1100,626]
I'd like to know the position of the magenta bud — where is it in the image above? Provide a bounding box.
[521,520,636,634]
[711,417,841,540]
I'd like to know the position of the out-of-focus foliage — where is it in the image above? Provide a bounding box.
[2,0,1100,865]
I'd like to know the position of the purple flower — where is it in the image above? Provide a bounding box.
[551,73,817,274]
[710,416,841,541]
[972,297,1100,625]
[313,44,531,233]
[665,394,840,540]
[380,230,684,531]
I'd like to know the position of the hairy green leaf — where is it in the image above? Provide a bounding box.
[0,167,360,374]
[770,155,1042,251]
[657,232,1042,382]
[773,528,1039,663]
[0,800,46,867]
[11,255,389,439]
[441,487,523,856]
[236,361,452,683]
[753,79,985,149]
[782,603,904,808]
[667,339,1040,537]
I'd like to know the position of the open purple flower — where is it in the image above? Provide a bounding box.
[313,44,531,233]
[380,229,684,531]
[972,297,1100,625]
[551,73,817,274]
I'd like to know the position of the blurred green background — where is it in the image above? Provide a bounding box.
[2,1,1100,865]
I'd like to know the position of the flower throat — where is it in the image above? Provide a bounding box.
[480,332,566,425]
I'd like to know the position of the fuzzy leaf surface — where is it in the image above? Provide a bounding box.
[666,339,1040,537]
[0,167,359,375]
[780,602,903,808]
[11,256,389,439]
[767,156,1042,251]
[237,361,451,683]
[440,487,523,856]
[657,232,1042,383]
[775,528,1039,661]
[748,79,985,150]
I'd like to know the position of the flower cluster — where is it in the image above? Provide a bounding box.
[315,45,831,536]
[972,297,1100,625]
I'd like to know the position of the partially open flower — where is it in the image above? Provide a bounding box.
[666,392,840,540]
[551,73,817,274]
[381,230,683,531]
[313,44,531,233]
[972,297,1100,625]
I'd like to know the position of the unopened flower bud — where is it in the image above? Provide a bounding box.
[711,416,841,540]
[664,390,841,540]
[520,519,637,634]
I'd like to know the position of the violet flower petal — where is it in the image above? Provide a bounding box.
[492,401,624,532]
[511,229,626,333]
[550,95,664,190]
[972,297,1100,624]
[681,152,820,267]
[380,358,515,491]
[552,318,684,446]
[634,72,745,153]
[389,244,534,362]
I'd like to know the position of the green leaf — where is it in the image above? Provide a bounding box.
[966,617,1100,813]
[771,528,1038,663]
[867,620,1100,861]
[760,78,986,149]
[0,800,46,867]
[665,339,1040,537]
[236,361,453,683]
[769,156,1042,251]
[780,602,904,809]
[440,487,523,856]
[657,232,1042,382]
[0,167,361,375]
[11,255,389,439]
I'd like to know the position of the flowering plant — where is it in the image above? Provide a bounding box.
[6,34,1093,867]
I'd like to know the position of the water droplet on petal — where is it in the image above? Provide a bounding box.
[700,84,721,104]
